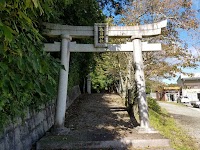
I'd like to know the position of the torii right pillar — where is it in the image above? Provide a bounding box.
[132,35,149,130]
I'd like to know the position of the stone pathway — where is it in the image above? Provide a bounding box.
[36,94,172,149]
[65,94,136,138]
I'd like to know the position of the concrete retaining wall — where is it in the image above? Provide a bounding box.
[0,85,81,150]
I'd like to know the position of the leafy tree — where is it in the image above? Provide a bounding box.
[97,0,133,16]
[54,0,106,91]
[121,0,199,80]
[146,79,166,93]
[0,0,72,128]
[90,0,199,100]
[94,0,199,92]
[90,53,119,92]
[0,0,105,128]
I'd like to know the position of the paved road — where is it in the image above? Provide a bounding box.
[158,102,200,147]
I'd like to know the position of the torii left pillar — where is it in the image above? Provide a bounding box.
[54,34,71,128]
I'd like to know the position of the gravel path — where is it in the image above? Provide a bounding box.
[158,102,200,148]
[37,94,173,150]
[65,94,165,140]
[62,94,170,149]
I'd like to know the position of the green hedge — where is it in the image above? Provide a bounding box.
[0,0,67,129]
[147,97,161,114]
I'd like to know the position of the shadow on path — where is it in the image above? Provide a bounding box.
[36,94,170,149]
[64,94,137,141]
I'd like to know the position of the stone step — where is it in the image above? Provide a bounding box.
[36,135,171,150]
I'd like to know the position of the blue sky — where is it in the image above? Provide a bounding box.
[162,67,200,84]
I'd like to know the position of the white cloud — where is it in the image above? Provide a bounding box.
[189,46,200,57]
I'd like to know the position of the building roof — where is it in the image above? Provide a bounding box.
[163,87,180,90]
[178,73,200,81]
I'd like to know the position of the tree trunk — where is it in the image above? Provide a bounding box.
[127,89,140,127]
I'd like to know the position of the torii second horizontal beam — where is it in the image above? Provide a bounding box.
[44,42,162,52]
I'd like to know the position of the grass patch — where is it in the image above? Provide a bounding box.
[161,101,187,107]
[148,98,198,150]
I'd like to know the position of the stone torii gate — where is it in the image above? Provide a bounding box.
[43,20,167,131]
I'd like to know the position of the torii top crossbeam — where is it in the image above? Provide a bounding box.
[43,20,167,38]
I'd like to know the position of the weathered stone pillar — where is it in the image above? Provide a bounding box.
[132,36,149,129]
[55,34,71,128]
[87,74,91,94]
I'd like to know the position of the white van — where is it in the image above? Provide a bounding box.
[177,96,190,103]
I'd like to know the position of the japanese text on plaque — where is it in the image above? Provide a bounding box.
[98,27,105,44]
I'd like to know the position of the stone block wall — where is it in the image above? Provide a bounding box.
[0,102,55,150]
[0,85,81,150]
